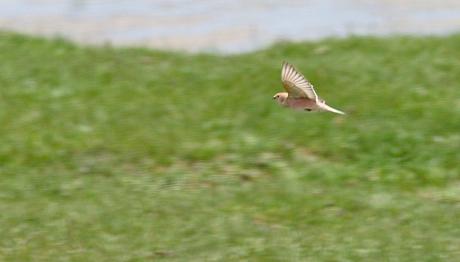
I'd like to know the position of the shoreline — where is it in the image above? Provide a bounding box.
[1,0,460,53]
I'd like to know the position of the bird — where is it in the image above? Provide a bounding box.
[273,62,345,115]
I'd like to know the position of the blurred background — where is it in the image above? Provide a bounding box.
[1,0,460,53]
[1,1,460,261]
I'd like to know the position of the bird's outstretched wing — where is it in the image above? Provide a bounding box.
[281,62,318,100]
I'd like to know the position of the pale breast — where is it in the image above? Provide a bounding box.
[285,97,318,110]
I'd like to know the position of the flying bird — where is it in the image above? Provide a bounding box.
[273,62,345,115]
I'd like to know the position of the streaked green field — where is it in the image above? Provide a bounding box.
[0,32,459,261]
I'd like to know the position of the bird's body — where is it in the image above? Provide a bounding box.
[273,62,345,115]
[274,92,318,111]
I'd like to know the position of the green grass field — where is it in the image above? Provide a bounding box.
[0,32,459,261]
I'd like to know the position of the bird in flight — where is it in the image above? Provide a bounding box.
[273,62,345,115]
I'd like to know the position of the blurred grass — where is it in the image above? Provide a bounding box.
[0,32,459,261]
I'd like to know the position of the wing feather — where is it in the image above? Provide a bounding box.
[281,62,318,100]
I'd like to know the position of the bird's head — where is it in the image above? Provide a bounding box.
[273,92,288,105]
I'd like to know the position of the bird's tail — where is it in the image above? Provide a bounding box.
[319,103,345,115]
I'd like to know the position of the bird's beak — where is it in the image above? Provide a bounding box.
[273,96,276,99]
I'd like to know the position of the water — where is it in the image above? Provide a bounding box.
[1,0,460,53]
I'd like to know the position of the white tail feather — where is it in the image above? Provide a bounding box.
[319,103,345,115]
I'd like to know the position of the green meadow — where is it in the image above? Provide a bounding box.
[0,32,459,261]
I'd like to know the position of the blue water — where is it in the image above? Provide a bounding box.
[1,0,460,53]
